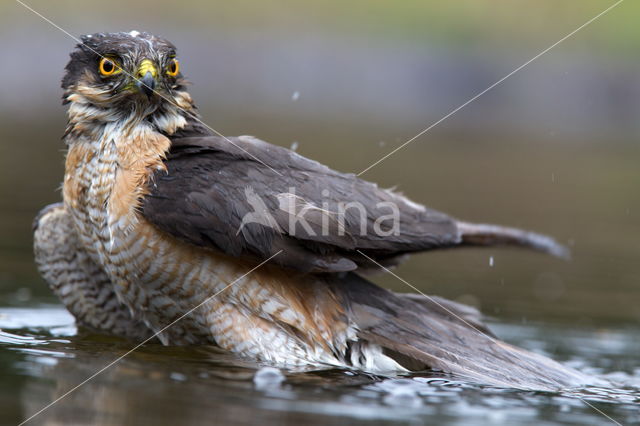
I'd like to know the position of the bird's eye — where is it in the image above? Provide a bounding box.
[99,57,120,76]
[167,58,180,77]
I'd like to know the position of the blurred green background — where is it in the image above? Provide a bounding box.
[0,0,638,324]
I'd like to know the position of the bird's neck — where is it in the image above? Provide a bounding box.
[63,88,197,141]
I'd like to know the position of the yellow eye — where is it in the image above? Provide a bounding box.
[167,58,179,77]
[99,57,120,76]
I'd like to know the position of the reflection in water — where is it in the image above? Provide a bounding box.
[1,306,638,425]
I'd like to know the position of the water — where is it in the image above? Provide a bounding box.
[0,304,637,425]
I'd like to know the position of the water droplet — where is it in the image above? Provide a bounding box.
[377,379,423,408]
[253,367,285,390]
[14,287,32,302]
[170,372,187,382]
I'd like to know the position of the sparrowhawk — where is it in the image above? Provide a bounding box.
[34,31,587,390]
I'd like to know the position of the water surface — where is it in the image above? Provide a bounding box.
[1,304,638,425]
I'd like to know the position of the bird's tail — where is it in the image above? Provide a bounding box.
[456,221,570,259]
[339,274,594,391]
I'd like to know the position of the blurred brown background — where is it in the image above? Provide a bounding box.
[0,0,638,324]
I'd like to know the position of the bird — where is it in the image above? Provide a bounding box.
[34,31,588,391]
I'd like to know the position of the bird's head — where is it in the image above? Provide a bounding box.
[62,31,196,135]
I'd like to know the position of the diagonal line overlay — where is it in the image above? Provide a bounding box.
[357,0,624,176]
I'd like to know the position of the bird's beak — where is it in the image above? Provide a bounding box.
[136,59,157,98]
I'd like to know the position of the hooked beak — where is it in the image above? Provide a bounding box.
[137,72,156,97]
[135,59,157,98]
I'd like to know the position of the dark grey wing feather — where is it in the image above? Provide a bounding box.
[142,135,460,272]
[143,135,568,272]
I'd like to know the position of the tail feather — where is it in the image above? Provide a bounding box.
[456,221,570,259]
[396,293,496,337]
[340,274,592,390]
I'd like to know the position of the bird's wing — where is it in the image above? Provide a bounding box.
[141,135,460,273]
[142,135,568,272]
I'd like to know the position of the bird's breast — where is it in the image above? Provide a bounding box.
[63,126,170,244]
[62,126,172,295]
